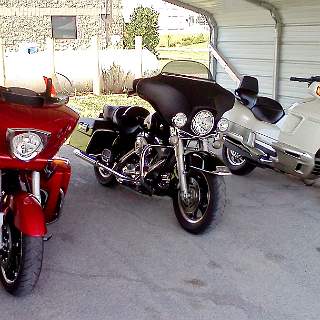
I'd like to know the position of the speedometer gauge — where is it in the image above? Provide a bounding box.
[191,110,215,136]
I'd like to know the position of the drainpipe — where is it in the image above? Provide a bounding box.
[245,0,282,100]
[163,0,241,83]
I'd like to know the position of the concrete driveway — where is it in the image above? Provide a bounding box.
[2,146,320,320]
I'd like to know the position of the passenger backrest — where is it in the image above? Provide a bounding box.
[235,76,259,107]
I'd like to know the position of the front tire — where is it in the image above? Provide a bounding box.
[0,215,43,296]
[222,145,256,175]
[173,170,226,234]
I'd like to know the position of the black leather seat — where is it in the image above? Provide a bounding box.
[236,76,284,124]
[103,105,149,128]
[251,97,285,124]
[103,105,125,124]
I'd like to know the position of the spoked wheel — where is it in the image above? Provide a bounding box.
[222,145,256,175]
[0,215,43,296]
[173,170,226,234]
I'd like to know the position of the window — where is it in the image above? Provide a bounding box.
[51,16,77,39]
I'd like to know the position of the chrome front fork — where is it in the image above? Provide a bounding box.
[170,129,188,197]
[31,171,41,204]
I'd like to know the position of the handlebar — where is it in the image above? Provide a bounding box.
[127,89,136,97]
[290,76,320,84]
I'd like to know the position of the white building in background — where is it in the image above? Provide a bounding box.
[156,2,209,34]
[123,0,209,34]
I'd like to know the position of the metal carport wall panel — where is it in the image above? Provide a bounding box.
[164,0,320,109]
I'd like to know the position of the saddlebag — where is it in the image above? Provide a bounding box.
[69,116,114,152]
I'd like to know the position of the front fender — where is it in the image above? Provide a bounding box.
[186,151,231,175]
[8,192,47,237]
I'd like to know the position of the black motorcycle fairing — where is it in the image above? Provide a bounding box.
[136,73,235,128]
[136,78,191,125]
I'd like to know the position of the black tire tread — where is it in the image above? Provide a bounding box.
[94,165,117,187]
[173,172,226,234]
[0,235,43,297]
[222,145,256,176]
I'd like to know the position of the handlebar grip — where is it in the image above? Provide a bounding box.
[290,77,305,82]
[290,76,320,83]
[127,90,136,97]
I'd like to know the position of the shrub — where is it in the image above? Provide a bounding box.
[102,63,134,94]
[123,6,160,54]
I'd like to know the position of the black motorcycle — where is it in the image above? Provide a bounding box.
[71,60,235,234]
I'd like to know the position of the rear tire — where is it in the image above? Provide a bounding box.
[0,215,43,296]
[94,165,117,187]
[173,170,226,234]
[222,145,256,176]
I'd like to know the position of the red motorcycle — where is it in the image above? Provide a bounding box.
[0,78,78,296]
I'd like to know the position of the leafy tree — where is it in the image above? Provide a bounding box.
[123,6,160,54]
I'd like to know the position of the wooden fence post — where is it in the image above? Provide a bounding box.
[46,37,55,78]
[0,39,5,86]
[135,36,143,78]
[91,35,102,95]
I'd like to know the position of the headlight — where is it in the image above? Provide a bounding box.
[217,118,229,132]
[7,129,50,161]
[191,110,215,136]
[172,113,187,128]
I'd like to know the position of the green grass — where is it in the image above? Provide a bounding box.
[157,43,210,68]
[69,94,153,118]
[159,33,209,48]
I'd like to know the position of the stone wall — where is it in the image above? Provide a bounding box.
[0,0,123,51]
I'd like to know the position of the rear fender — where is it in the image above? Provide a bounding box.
[7,192,46,237]
[186,151,231,175]
[86,129,118,155]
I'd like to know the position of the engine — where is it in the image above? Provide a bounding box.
[120,133,166,184]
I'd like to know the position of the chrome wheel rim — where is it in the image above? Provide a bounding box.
[226,148,246,166]
[0,223,22,284]
[178,174,210,224]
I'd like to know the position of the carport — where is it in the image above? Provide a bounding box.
[165,0,320,109]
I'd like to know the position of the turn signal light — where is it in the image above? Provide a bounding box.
[316,86,320,97]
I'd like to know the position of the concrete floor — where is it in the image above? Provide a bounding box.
[2,146,320,320]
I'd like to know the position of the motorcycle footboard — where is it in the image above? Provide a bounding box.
[186,152,231,176]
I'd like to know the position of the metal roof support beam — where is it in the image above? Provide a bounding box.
[245,0,282,100]
[164,0,241,83]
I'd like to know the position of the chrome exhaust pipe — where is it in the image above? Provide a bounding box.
[74,149,96,165]
[74,149,134,182]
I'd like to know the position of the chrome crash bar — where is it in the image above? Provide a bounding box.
[74,149,133,182]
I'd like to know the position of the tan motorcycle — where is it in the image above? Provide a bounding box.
[217,75,320,182]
